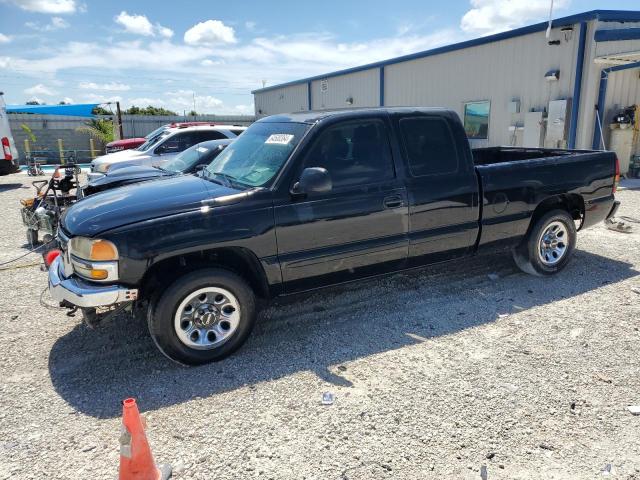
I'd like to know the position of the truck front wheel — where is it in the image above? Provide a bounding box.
[512,209,576,276]
[147,268,257,365]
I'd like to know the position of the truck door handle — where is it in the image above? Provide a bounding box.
[383,195,404,209]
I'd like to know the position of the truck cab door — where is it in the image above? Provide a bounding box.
[274,117,409,293]
[393,113,480,266]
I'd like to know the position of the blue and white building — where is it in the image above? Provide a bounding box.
[252,10,640,171]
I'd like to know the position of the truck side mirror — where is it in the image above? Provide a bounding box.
[291,167,332,197]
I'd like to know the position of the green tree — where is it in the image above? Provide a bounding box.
[91,106,112,115]
[25,100,41,105]
[76,118,115,144]
[125,105,177,116]
[188,110,198,116]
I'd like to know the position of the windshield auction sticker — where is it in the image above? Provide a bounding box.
[265,134,294,145]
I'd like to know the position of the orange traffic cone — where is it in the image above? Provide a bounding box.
[119,398,171,480]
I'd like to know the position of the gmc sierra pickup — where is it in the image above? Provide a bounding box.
[48,107,620,365]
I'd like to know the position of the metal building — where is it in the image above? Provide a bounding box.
[252,10,640,173]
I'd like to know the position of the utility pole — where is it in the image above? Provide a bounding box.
[115,101,124,139]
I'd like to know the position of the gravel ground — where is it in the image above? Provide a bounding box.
[0,173,639,480]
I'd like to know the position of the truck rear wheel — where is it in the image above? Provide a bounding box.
[512,209,576,276]
[147,268,256,365]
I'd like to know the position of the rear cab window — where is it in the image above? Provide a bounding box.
[398,116,459,176]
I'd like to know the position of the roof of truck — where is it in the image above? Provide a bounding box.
[257,107,453,124]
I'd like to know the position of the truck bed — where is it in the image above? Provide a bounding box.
[472,146,588,166]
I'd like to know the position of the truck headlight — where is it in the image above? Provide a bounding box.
[95,163,112,173]
[69,237,119,281]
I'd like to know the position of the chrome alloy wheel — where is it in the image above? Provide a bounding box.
[174,287,241,349]
[537,221,568,266]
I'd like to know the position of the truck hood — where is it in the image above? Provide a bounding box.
[106,138,145,148]
[91,149,149,166]
[88,165,174,187]
[63,175,238,236]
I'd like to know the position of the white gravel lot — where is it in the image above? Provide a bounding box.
[0,173,639,480]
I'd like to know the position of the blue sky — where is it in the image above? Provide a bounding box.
[1,0,639,114]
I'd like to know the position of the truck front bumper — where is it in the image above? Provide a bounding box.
[48,256,138,308]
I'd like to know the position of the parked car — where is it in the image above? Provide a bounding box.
[88,124,246,181]
[0,93,19,175]
[103,122,224,153]
[105,137,146,154]
[83,139,232,196]
[48,107,620,365]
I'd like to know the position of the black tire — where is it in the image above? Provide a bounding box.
[26,229,39,246]
[147,268,256,365]
[512,209,576,276]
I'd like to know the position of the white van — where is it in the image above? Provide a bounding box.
[0,93,19,175]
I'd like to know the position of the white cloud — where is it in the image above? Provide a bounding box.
[78,81,131,91]
[115,11,154,36]
[8,0,77,14]
[200,58,222,67]
[80,93,122,104]
[156,24,174,39]
[114,11,173,38]
[461,0,571,35]
[61,96,74,103]
[50,16,68,29]
[0,33,10,43]
[184,20,236,45]
[25,16,69,31]
[24,83,57,96]
[245,21,256,31]
[26,96,44,104]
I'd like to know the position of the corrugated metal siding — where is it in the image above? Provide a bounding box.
[604,67,640,154]
[384,28,579,147]
[595,38,640,57]
[254,83,309,117]
[311,69,379,110]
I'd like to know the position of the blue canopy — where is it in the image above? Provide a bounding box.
[6,103,99,117]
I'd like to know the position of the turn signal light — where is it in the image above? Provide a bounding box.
[89,269,108,280]
[90,239,119,261]
[20,198,35,207]
[613,156,620,193]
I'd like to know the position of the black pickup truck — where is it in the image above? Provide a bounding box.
[48,107,620,365]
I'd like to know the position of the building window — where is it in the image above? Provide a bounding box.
[463,101,490,139]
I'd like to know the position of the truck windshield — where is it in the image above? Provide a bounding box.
[204,122,308,187]
[161,142,226,173]
[137,130,170,151]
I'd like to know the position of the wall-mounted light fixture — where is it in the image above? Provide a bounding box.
[346,96,354,105]
[544,69,560,82]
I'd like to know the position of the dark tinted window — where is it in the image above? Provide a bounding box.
[399,117,459,176]
[197,130,227,141]
[304,120,394,188]
[157,132,195,154]
[230,129,246,136]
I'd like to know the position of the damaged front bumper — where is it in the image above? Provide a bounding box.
[48,256,138,309]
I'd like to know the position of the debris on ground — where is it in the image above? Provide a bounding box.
[487,273,500,281]
[321,392,335,406]
[606,218,633,233]
[627,405,640,415]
